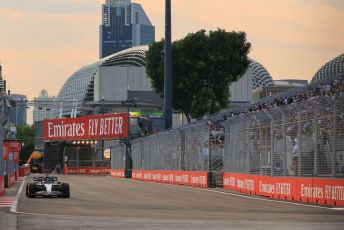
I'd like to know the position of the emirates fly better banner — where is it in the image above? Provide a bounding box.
[43,113,128,141]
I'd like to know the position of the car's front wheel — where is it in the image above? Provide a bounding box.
[61,183,70,198]
[27,183,37,198]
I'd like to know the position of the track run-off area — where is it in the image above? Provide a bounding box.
[1,174,343,230]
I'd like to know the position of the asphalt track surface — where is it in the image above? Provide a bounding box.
[1,174,343,230]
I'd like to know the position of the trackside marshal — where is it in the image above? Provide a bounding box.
[43,113,128,141]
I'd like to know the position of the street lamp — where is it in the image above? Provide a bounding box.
[15,106,18,126]
[164,0,172,130]
[121,99,137,178]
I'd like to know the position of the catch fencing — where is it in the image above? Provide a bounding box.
[221,95,344,178]
[111,95,344,178]
[111,122,216,172]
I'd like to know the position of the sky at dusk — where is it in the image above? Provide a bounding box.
[0,0,343,104]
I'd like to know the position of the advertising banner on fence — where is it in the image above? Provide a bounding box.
[3,140,22,153]
[2,145,8,160]
[8,173,16,187]
[223,172,344,207]
[132,170,208,188]
[43,113,128,141]
[64,167,111,175]
[110,169,125,178]
[13,152,19,163]
[19,165,31,177]
[3,140,22,160]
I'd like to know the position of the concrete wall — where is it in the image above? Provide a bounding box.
[229,68,253,102]
[94,66,152,101]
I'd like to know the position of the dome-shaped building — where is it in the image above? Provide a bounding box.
[229,59,274,102]
[311,53,344,83]
[57,45,148,103]
[55,46,148,116]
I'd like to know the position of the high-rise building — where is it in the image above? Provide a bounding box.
[99,0,155,58]
[33,89,55,122]
[0,63,6,95]
[8,94,27,126]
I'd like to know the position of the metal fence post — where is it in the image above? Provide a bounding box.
[297,111,302,177]
[332,98,337,177]
[313,107,319,176]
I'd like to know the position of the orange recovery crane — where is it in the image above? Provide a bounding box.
[25,151,43,173]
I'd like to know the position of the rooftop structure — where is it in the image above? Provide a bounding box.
[99,0,155,58]
[312,53,344,82]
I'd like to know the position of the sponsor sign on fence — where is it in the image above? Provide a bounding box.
[132,170,208,188]
[8,173,16,187]
[43,113,128,141]
[19,166,31,177]
[64,167,111,175]
[223,172,344,207]
[110,169,125,178]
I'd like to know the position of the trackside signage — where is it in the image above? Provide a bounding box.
[43,113,128,141]
[131,170,208,188]
[3,140,22,160]
[223,172,344,207]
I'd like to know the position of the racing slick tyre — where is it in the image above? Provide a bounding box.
[26,183,37,198]
[61,183,70,198]
[25,183,29,197]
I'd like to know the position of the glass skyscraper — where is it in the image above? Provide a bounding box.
[99,0,155,58]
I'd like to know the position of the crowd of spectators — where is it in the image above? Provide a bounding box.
[208,119,224,147]
[221,75,344,120]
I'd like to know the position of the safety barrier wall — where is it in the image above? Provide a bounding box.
[110,169,125,178]
[7,172,16,187]
[132,170,208,188]
[223,172,344,207]
[19,165,31,177]
[64,166,110,175]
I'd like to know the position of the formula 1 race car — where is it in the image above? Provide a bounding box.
[26,175,70,198]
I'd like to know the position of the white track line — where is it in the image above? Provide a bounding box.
[10,176,26,213]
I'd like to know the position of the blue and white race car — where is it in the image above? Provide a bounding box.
[26,175,70,198]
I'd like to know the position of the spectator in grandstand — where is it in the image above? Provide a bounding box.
[208,119,225,147]
[336,154,344,174]
[291,138,299,174]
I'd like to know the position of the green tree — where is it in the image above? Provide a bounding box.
[146,29,251,121]
[16,124,35,163]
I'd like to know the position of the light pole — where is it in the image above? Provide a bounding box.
[164,0,172,130]
[15,106,18,126]
[101,97,105,161]
[121,99,137,178]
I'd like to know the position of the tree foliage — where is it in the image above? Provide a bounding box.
[146,29,251,121]
[16,124,35,162]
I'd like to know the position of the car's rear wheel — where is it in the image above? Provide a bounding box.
[61,183,70,198]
